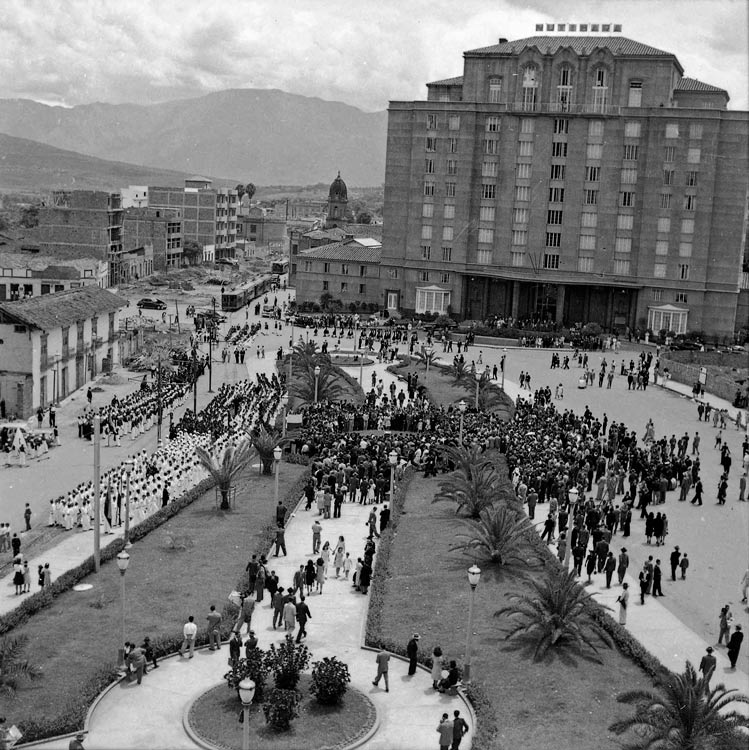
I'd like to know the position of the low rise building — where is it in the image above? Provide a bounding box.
[0,254,108,300]
[236,206,287,258]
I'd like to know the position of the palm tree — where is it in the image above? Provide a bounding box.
[458,371,506,412]
[609,662,749,749]
[437,444,494,480]
[447,357,470,384]
[414,345,439,372]
[451,505,540,576]
[494,568,613,662]
[433,463,499,518]
[289,363,346,406]
[248,424,286,475]
[196,438,254,510]
[0,635,43,697]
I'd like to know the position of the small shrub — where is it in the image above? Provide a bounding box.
[310,656,351,705]
[266,634,311,690]
[262,687,300,730]
[224,648,271,703]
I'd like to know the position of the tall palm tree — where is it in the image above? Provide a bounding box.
[458,371,505,412]
[450,505,539,577]
[447,357,470,384]
[609,662,749,749]
[248,424,286,475]
[494,568,613,662]
[437,444,494,480]
[0,635,43,697]
[196,438,254,510]
[289,363,346,406]
[433,463,499,518]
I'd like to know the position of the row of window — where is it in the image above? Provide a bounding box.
[302,261,372,276]
[652,289,689,304]
[320,282,369,294]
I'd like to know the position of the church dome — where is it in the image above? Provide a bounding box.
[329,171,347,201]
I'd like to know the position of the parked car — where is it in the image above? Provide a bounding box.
[216,258,239,268]
[137,298,167,310]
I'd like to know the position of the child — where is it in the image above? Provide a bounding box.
[679,553,689,580]
[343,553,353,579]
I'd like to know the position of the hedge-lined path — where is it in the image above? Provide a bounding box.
[25,487,474,749]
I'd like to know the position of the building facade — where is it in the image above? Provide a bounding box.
[0,287,127,417]
[381,34,749,336]
[123,207,183,271]
[0,254,108,301]
[236,206,287,257]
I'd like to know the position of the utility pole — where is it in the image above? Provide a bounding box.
[175,299,181,334]
[156,350,163,444]
[208,298,216,393]
[93,414,101,572]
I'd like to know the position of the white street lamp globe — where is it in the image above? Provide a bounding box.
[458,400,467,413]
[389,449,398,466]
[238,678,256,705]
[116,550,130,572]
[274,446,282,461]
[467,564,481,587]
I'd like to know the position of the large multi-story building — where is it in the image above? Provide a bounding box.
[37,190,124,287]
[123,207,183,271]
[381,32,749,336]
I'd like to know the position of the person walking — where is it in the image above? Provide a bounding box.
[451,710,470,750]
[126,641,147,684]
[283,597,296,633]
[727,624,743,669]
[206,605,222,651]
[141,636,158,672]
[651,559,664,597]
[23,503,32,532]
[604,551,616,588]
[437,713,453,750]
[616,583,630,625]
[234,593,255,634]
[295,595,311,643]
[430,646,443,689]
[273,525,287,557]
[312,520,322,554]
[228,631,242,669]
[638,567,648,605]
[718,604,733,646]
[407,633,420,676]
[740,568,749,603]
[669,546,681,581]
[617,548,629,585]
[699,646,716,686]
[679,553,689,580]
[372,648,390,692]
[179,615,197,659]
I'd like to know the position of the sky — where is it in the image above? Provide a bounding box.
[0,0,746,112]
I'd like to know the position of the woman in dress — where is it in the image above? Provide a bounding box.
[321,541,331,577]
[315,557,325,594]
[616,585,629,625]
[13,557,24,595]
[37,565,44,589]
[645,512,655,544]
[254,563,266,602]
[304,559,316,596]
[333,544,345,578]
[430,646,443,689]
[22,561,31,593]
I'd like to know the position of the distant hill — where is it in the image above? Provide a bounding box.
[0,132,236,192]
[0,89,388,187]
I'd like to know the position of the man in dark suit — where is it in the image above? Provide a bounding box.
[407,633,420,675]
[727,625,744,669]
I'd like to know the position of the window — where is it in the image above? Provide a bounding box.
[421,224,432,240]
[687,148,701,164]
[359,284,366,294]
[444,203,455,219]
[427,114,438,130]
[478,228,494,243]
[617,214,634,230]
[664,146,676,162]
[552,142,568,157]
[660,193,672,209]
[448,115,460,131]
[548,187,565,203]
[663,169,674,186]
[657,217,671,233]
[442,226,454,242]
[323,262,330,273]
[553,118,569,134]
[481,183,496,199]
[480,205,495,222]
[425,137,437,152]
[592,68,608,112]
[683,195,696,211]
[679,242,692,257]
[425,158,435,173]
[322,280,329,291]
[511,251,525,267]
[679,263,690,280]
[442,247,452,261]
[620,191,636,207]
[685,171,698,187]
[581,212,598,228]
[520,118,535,134]
[515,185,530,201]
[654,262,667,278]
[615,237,632,253]
[421,245,431,260]
[514,207,529,224]
[578,255,594,272]
[584,189,599,205]
[557,69,573,111]
[621,168,638,184]
[419,270,430,282]
[588,120,604,137]
[656,240,669,255]
[614,259,631,275]
[516,163,532,179]
[445,182,456,197]
[628,81,642,107]
[623,144,639,160]
[585,165,600,182]
[579,234,596,250]
[340,282,348,292]
[477,249,493,264]
[518,140,533,157]
[423,181,435,196]
[680,219,694,234]
[415,287,450,314]
[512,229,527,245]
[387,268,398,279]
[440,272,451,283]
[543,253,560,269]
[652,289,663,301]
[482,161,498,177]
[587,143,603,160]
[303,260,313,272]
[624,121,641,138]
[545,232,562,248]
[486,116,501,132]
[488,78,502,103]
[547,209,563,225]
[689,123,703,140]
[448,137,458,153]
[422,203,434,218]
[522,66,538,111]
[484,139,499,154]
[341,263,349,275]
[446,159,457,175]
[360,265,367,277]
[675,292,688,303]
[665,123,679,139]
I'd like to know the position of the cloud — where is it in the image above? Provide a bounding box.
[0,0,745,111]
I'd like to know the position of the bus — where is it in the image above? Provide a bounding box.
[221,274,275,312]
[270,260,289,275]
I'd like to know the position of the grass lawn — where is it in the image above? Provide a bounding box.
[0,461,306,736]
[378,475,652,750]
[189,674,375,750]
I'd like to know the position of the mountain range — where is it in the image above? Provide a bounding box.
[0,89,388,189]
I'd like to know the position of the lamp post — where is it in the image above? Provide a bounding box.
[425,345,434,380]
[274,445,282,506]
[314,365,321,403]
[281,394,289,438]
[464,564,481,683]
[116,550,130,670]
[388,449,397,504]
[564,487,579,570]
[458,399,467,444]
[123,458,134,549]
[238,678,256,750]
[93,414,101,572]
[474,371,481,409]
[501,348,507,391]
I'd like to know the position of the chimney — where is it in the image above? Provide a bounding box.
[498,37,508,43]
